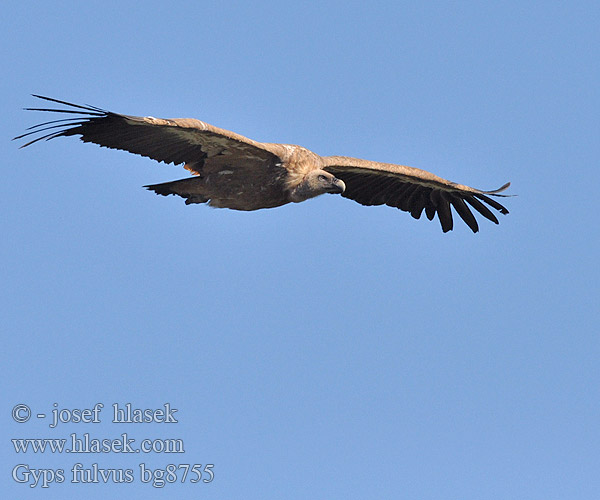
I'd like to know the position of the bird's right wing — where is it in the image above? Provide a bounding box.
[323,155,511,233]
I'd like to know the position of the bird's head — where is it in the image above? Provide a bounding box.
[308,170,346,195]
[288,169,346,202]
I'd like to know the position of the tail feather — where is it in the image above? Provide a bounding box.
[144,177,209,205]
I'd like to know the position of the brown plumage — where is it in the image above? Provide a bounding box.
[15,95,511,232]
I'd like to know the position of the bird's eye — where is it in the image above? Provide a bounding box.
[318,174,328,181]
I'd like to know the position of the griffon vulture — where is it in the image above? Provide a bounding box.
[15,95,510,233]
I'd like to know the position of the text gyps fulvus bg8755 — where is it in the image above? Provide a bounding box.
[15,96,511,233]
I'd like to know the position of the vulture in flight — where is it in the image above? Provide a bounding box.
[15,95,511,233]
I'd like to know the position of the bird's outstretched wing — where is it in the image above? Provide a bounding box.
[14,95,282,171]
[323,156,510,233]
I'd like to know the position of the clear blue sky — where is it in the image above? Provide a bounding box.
[2,1,599,498]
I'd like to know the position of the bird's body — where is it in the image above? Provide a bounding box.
[15,95,511,232]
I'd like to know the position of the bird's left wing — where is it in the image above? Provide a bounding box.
[14,95,281,169]
[322,155,510,233]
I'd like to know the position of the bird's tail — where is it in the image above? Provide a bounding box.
[144,177,209,205]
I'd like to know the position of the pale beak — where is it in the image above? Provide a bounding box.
[329,178,346,194]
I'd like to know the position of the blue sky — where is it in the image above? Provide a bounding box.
[2,1,599,498]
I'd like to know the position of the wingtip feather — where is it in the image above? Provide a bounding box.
[482,181,512,196]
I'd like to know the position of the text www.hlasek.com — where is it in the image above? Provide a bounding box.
[12,433,184,454]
